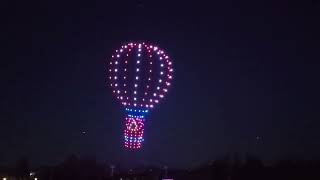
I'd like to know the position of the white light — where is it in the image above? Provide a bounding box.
[134,97,137,101]
[123,84,126,87]
[168,76,172,79]
[109,76,112,79]
[116,54,120,58]
[157,51,160,54]
[142,98,145,101]
[163,89,168,92]
[159,79,162,83]
[110,62,112,64]
[112,55,114,58]
[124,91,127,93]
[157,87,160,90]
[150,104,154,108]
[134,91,137,94]
[149,70,152,72]
[120,49,123,52]
[146,104,149,107]
[125,61,128,63]
[161,51,164,54]
[145,92,147,95]
[150,62,153,64]
[165,56,169,59]
[134,84,138,87]
[148,78,151,81]
[117,90,120,94]
[154,47,158,50]
[166,82,171,86]
[124,45,127,48]
[169,69,173,72]
[147,85,149,88]
[109,69,111,72]
[134,103,137,106]
[124,76,126,79]
[120,96,123,100]
[160,72,163,75]
[155,100,159,103]
[136,68,139,72]
[150,99,153,102]
[114,76,117,80]
[124,69,127,71]
[138,54,141,57]
[153,93,157,97]
[168,62,172,65]
[115,61,118,64]
[161,64,164,67]
[137,60,140,64]
[138,44,142,48]
[115,69,118,72]
[115,84,118,87]
[138,49,141,52]
[160,57,163,60]
[159,94,164,98]
[135,76,139,80]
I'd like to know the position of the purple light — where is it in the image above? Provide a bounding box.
[108,42,174,149]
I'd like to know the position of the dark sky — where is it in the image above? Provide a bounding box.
[1,0,319,168]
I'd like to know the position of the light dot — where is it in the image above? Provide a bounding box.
[114,76,117,79]
[135,76,139,80]
[137,60,140,64]
[115,69,118,72]
[115,84,118,87]
[134,97,137,101]
[134,84,138,87]
[159,94,164,98]
[157,87,160,90]
[117,90,120,94]
[136,68,140,72]
[117,54,120,58]
[154,47,158,51]
[161,64,164,67]
[169,62,172,65]
[153,93,157,97]
[159,79,162,83]
[134,91,137,94]
[120,49,123,52]
[160,72,164,75]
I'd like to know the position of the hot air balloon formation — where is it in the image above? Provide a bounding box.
[108,42,173,149]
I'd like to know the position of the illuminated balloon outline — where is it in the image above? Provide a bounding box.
[108,42,173,149]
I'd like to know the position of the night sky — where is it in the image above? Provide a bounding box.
[1,0,319,168]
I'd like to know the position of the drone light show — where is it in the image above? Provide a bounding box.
[108,42,173,149]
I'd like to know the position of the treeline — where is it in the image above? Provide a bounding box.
[2,154,320,180]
